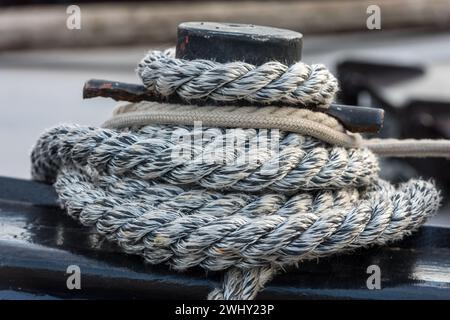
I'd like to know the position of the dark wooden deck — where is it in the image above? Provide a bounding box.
[0,176,449,299]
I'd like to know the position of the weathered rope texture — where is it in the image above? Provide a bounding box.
[103,101,362,147]
[105,102,450,158]
[31,124,378,193]
[31,124,441,299]
[30,48,444,300]
[137,49,338,108]
[364,138,450,158]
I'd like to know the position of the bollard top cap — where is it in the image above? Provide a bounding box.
[176,22,303,65]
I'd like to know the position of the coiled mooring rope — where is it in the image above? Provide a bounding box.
[31,49,444,300]
[32,125,377,192]
[137,49,338,108]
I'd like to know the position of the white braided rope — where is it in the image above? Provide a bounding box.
[137,49,338,108]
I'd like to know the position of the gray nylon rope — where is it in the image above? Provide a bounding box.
[30,50,442,300]
[137,49,338,108]
[32,125,377,192]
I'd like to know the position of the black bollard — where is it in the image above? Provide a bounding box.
[84,22,384,133]
[176,22,303,65]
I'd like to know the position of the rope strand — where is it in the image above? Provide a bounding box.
[137,50,338,108]
[30,48,445,300]
[32,124,378,192]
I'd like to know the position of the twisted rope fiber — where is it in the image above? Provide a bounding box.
[137,49,338,108]
[31,124,378,193]
[49,167,439,268]
[31,124,441,299]
[30,49,442,300]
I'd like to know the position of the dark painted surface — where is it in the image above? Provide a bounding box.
[0,177,449,299]
[176,22,303,65]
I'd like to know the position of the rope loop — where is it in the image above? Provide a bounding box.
[137,50,339,108]
[30,47,444,300]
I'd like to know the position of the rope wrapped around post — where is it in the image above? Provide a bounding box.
[137,49,338,108]
[30,49,443,300]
